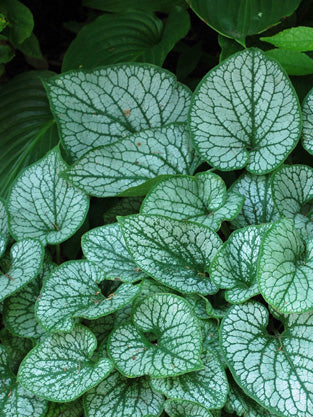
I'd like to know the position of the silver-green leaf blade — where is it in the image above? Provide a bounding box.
[0,198,9,257]
[164,399,213,417]
[119,214,222,295]
[189,48,301,174]
[302,86,313,155]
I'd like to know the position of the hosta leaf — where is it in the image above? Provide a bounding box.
[210,224,269,303]
[302,86,313,155]
[18,325,113,402]
[83,0,186,13]
[230,173,280,228]
[261,26,313,52]
[0,238,43,302]
[119,214,222,294]
[44,398,82,417]
[62,8,190,71]
[258,218,313,313]
[141,172,244,231]
[63,123,199,197]
[82,223,148,283]
[44,64,191,160]
[84,370,164,417]
[151,348,228,410]
[0,198,9,257]
[221,302,313,417]
[0,345,47,417]
[7,147,89,245]
[36,260,141,332]
[189,48,301,174]
[0,71,58,199]
[164,399,213,417]
[3,261,55,340]
[108,293,203,377]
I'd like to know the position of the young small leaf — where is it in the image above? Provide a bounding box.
[44,64,191,160]
[36,260,141,332]
[141,172,243,231]
[258,218,313,313]
[63,123,199,197]
[7,147,89,246]
[0,238,43,302]
[0,198,9,257]
[261,26,313,52]
[210,224,269,303]
[151,348,228,410]
[221,302,313,417]
[18,325,113,402]
[189,48,301,174]
[164,399,213,417]
[82,223,147,283]
[119,214,222,294]
[108,293,203,377]
[84,370,164,417]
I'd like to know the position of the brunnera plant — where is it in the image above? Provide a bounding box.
[1,47,313,417]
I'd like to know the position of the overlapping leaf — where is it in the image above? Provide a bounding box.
[63,123,200,197]
[230,173,280,228]
[221,302,313,417]
[151,348,228,410]
[302,86,313,154]
[44,64,191,160]
[44,399,82,417]
[36,260,141,332]
[0,329,32,374]
[141,172,243,230]
[189,48,301,174]
[119,214,222,294]
[103,197,143,224]
[261,26,313,52]
[0,198,9,257]
[0,238,43,302]
[18,325,113,402]
[83,0,186,12]
[108,293,203,377]
[210,224,269,303]
[164,399,213,417]
[258,218,313,313]
[84,370,164,417]
[7,147,89,245]
[82,223,147,283]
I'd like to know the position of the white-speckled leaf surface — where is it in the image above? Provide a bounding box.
[7,148,89,245]
[36,260,141,332]
[164,399,213,417]
[119,214,222,294]
[189,48,301,174]
[84,370,164,417]
[302,86,313,155]
[108,294,203,377]
[17,325,113,402]
[63,123,199,197]
[0,239,44,302]
[141,172,243,230]
[0,199,9,258]
[221,302,313,417]
[44,64,191,160]
[82,223,147,283]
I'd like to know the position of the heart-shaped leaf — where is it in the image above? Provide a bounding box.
[221,302,313,417]
[151,348,228,410]
[0,198,9,257]
[3,261,54,340]
[119,214,222,294]
[63,123,200,197]
[7,147,89,246]
[0,238,43,302]
[62,8,190,71]
[141,172,243,230]
[164,399,213,417]
[18,325,113,402]
[210,224,269,303]
[44,64,191,160]
[189,48,301,174]
[258,218,313,313]
[36,260,141,332]
[84,370,164,417]
[0,344,47,417]
[302,86,313,155]
[230,173,280,229]
[108,293,203,377]
[82,223,147,283]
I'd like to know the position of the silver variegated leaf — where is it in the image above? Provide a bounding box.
[164,399,213,417]
[18,325,113,402]
[44,64,191,160]
[189,48,301,174]
[0,198,9,258]
[118,214,222,295]
[302,86,313,155]
[108,293,203,377]
[7,147,89,246]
